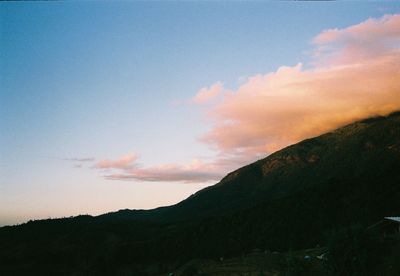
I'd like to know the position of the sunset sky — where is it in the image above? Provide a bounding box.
[1,2,400,226]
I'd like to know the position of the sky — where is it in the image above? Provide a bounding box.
[1,1,400,226]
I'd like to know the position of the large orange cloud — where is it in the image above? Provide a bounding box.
[95,14,400,183]
[202,13,400,161]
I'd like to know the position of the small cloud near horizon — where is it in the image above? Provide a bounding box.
[94,154,137,170]
[62,157,95,162]
[94,155,230,183]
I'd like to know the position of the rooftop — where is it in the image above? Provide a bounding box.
[385,217,400,223]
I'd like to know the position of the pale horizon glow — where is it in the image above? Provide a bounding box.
[1,2,400,226]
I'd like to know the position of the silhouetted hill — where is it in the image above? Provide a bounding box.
[102,110,400,224]
[1,111,400,275]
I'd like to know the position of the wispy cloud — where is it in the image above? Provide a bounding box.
[62,157,95,162]
[95,14,400,183]
[43,156,95,169]
[43,156,95,162]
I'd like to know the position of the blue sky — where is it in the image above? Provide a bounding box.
[1,1,400,226]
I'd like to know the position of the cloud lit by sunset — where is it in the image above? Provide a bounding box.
[96,14,400,183]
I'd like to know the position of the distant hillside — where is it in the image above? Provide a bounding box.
[1,111,400,275]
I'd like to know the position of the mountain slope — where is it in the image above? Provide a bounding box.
[104,111,400,224]
[1,111,400,275]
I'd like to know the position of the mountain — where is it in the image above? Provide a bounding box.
[104,110,400,225]
[1,111,400,275]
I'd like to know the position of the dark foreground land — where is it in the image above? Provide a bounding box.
[1,111,400,275]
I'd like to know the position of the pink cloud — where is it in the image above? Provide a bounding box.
[95,154,138,169]
[201,14,400,161]
[192,82,224,104]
